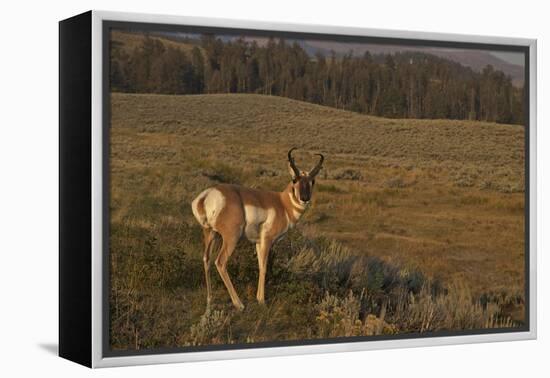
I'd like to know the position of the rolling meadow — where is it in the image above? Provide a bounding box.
[109,92,526,351]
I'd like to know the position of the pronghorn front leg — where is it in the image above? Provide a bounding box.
[256,237,273,304]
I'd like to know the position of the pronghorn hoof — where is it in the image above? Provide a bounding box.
[234,303,245,311]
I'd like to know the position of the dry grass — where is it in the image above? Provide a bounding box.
[109,92,525,351]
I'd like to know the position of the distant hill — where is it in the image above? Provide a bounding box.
[110,30,203,55]
[121,29,524,86]
[303,41,525,86]
[156,31,525,87]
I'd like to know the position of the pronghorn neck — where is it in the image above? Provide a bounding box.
[281,183,307,225]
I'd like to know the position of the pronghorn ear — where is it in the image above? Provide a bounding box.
[288,162,298,181]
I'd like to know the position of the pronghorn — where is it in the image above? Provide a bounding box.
[191,148,324,310]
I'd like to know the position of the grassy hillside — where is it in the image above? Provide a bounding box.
[109,93,525,350]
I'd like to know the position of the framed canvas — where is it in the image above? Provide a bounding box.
[59,10,537,368]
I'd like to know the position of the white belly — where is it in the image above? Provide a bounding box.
[243,205,276,242]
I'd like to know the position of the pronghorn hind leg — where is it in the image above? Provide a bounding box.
[215,233,245,311]
[202,227,216,311]
[256,237,273,304]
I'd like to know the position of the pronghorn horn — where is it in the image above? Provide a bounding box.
[288,147,301,177]
[309,153,324,177]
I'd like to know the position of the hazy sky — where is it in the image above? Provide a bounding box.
[490,51,525,66]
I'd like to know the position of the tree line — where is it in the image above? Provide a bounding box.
[110,34,524,124]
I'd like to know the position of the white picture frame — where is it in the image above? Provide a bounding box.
[59,10,537,368]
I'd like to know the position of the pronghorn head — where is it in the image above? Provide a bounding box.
[287,147,324,205]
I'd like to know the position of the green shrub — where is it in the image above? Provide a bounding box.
[189,310,230,345]
[331,168,363,181]
[315,291,395,337]
[316,183,346,193]
[202,162,244,184]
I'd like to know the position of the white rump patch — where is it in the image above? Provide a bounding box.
[203,189,226,228]
[191,188,211,227]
